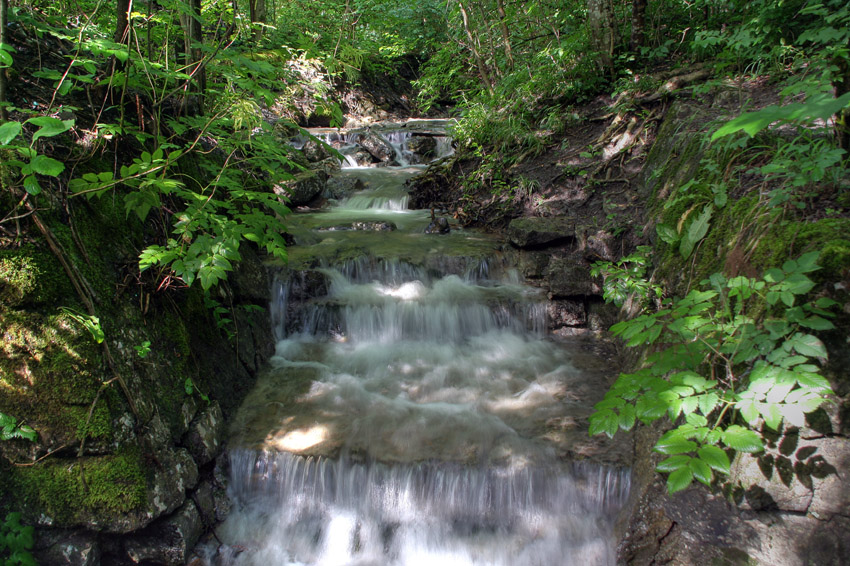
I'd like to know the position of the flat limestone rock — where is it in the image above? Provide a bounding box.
[507,216,577,248]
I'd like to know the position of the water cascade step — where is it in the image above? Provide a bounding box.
[203,124,631,566]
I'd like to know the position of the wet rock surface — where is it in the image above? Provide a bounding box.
[124,500,204,566]
[324,175,365,199]
[359,131,396,163]
[183,403,225,467]
[275,169,327,207]
[507,216,577,248]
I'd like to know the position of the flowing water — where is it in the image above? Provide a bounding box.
[205,123,631,566]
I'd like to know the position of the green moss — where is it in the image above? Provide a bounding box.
[0,247,74,307]
[819,239,850,275]
[64,400,112,441]
[0,308,107,449]
[749,217,850,281]
[10,447,146,526]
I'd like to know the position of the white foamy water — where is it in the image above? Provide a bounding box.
[205,127,630,566]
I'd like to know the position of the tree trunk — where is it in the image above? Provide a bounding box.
[587,0,615,78]
[630,0,647,51]
[0,0,8,121]
[834,57,850,150]
[457,0,494,96]
[179,0,205,114]
[249,0,267,41]
[495,0,514,71]
[115,0,132,44]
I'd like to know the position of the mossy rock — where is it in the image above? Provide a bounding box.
[9,447,147,530]
[0,307,114,458]
[0,246,75,307]
[749,217,850,282]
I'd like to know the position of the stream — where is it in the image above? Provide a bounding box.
[202,122,631,566]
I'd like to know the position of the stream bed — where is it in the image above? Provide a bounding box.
[202,124,631,566]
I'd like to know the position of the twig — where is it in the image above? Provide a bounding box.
[13,444,70,467]
[25,201,140,420]
[76,376,119,458]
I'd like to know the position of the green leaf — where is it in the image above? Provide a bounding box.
[799,316,834,331]
[795,251,821,273]
[712,92,850,140]
[124,190,161,222]
[589,409,620,438]
[698,392,720,416]
[635,394,668,423]
[666,466,694,494]
[681,396,699,415]
[686,413,709,428]
[679,205,713,260]
[26,116,74,143]
[656,223,679,244]
[795,370,832,392]
[655,435,698,455]
[697,445,731,474]
[23,175,41,195]
[759,402,783,430]
[722,425,763,453]
[784,273,815,295]
[789,333,828,358]
[689,457,713,485]
[815,297,839,309]
[0,120,22,145]
[738,398,760,425]
[656,454,691,473]
[29,154,65,177]
[594,396,626,410]
[619,404,636,430]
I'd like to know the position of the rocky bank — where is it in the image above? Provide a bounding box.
[410,86,850,565]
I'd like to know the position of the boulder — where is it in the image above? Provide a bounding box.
[359,132,395,162]
[577,225,618,262]
[302,139,331,162]
[351,221,397,231]
[424,217,450,234]
[546,260,602,297]
[190,481,216,527]
[407,136,437,163]
[349,149,376,166]
[325,176,365,200]
[809,437,850,519]
[182,402,225,466]
[516,251,551,279]
[124,500,204,566]
[146,448,199,521]
[313,156,342,176]
[33,530,100,566]
[274,170,326,207]
[507,216,576,248]
[547,300,586,328]
[734,452,813,512]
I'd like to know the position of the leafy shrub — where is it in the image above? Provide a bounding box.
[0,513,35,566]
[590,252,837,494]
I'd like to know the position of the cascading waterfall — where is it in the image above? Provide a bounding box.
[205,123,630,566]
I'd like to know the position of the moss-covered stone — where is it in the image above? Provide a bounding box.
[0,308,109,452]
[747,217,850,281]
[0,247,75,307]
[10,447,146,527]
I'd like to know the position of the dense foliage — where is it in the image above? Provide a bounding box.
[1,0,848,521]
[591,251,838,493]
